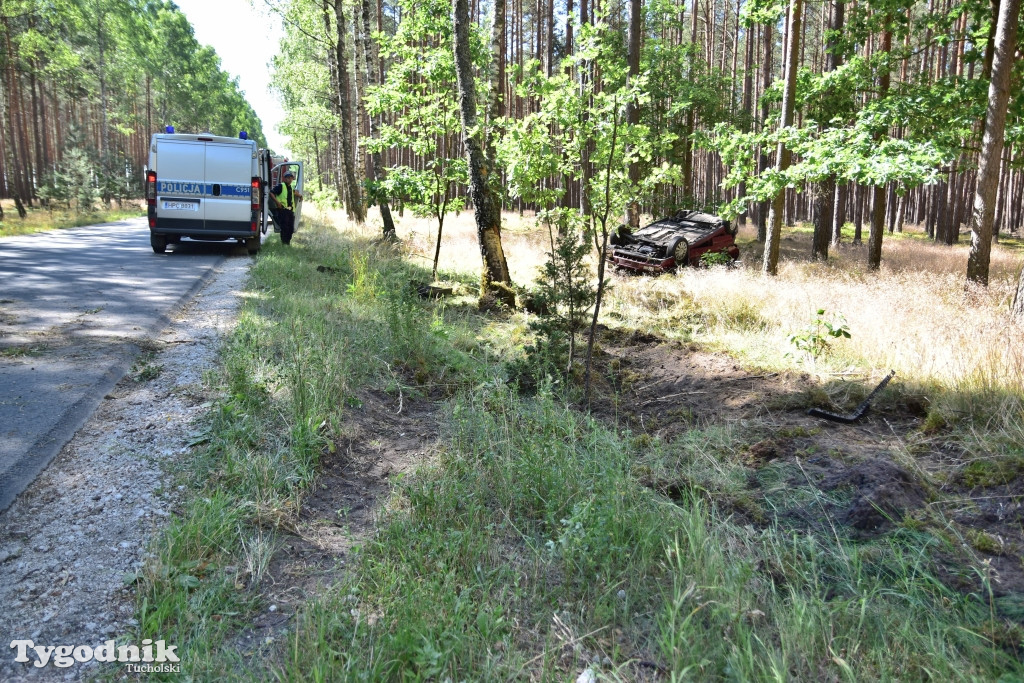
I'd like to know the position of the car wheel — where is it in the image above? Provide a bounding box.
[151,233,167,254]
[246,236,260,255]
[670,237,690,268]
[610,224,632,247]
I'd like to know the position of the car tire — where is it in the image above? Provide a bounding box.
[610,224,632,247]
[151,233,167,254]
[669,237,690,268]
[246,236,260,255]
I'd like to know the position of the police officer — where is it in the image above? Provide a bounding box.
[270,171,302,245]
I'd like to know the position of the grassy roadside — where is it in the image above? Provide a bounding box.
[0,199,144,237]
[284,387,1015,680]
[131,219,492,677]
[133,214,1023,680]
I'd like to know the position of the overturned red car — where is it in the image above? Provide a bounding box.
[609,210,740,273]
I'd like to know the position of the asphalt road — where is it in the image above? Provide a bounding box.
[0,217,254,511]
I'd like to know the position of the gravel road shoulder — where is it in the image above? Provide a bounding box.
[0,258,249,681]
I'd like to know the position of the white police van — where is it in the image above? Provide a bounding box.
[144,129,303,254]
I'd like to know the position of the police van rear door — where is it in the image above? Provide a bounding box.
[156,139,205,229]
[204,141,253,233]
[270,161,304,232]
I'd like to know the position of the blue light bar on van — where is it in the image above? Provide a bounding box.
[239,131,248,140]
[165,125,175,133]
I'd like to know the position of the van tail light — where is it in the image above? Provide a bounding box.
[147,171,157,228]
[251,177,260,232]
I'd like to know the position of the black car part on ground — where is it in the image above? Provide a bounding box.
[807,370,897,424]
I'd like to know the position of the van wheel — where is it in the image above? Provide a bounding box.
[246,236,260,255]
[151,234,167,253]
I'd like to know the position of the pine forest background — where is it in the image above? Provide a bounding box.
[1,0,1022,267]
[267,0,1023,258]
[0,0,265,211]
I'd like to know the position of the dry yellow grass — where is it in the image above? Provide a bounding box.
[327,207,1024,421]
[0,198,145,237]
[614,224,1024,431]
[321,205,550,285]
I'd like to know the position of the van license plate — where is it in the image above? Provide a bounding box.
[162,200,198,211]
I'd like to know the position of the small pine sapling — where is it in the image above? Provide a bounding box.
[788,308,851,363]
[523,209,597,384]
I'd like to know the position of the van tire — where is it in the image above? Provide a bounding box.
[246,236,260,255]
[151,234,167,254]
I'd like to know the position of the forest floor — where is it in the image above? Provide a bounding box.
[0,199,143,238]
[589,328,1024,601]
[111,209,1024,681]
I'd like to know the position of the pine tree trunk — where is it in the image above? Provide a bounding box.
[813,176,834,260]
[967,0,1019,285]
[737,13,755,226]
[360,0,395,237]
[0,87,7,198]
[832,181,846,245]
[96,10,109,163]
[29,66,44,185]
[5,26,29,204]
[1013,269,1024,318]
[565,0,574,57]
[763,0,801,275]
[1011,163,1022,234]
[730,0,740,114]
[941,162,958,244]
[867,26,892,269]
[0,26,12,199]
[756,19,773,242]
[817,0,843,253]
[930,179,943,239]
[579,0,594,218]
[625,0,642,227]
[335,0,366,223]
[323,1,345,203]
[353,3,369,179]
[453,0,516,307]
[545,0,555,76]
[993,151,1008,240]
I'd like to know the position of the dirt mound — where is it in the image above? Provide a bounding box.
[593,327,802,440]
[820,457,928,533]
[745,452,929,540]
[588,326,1024,617]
